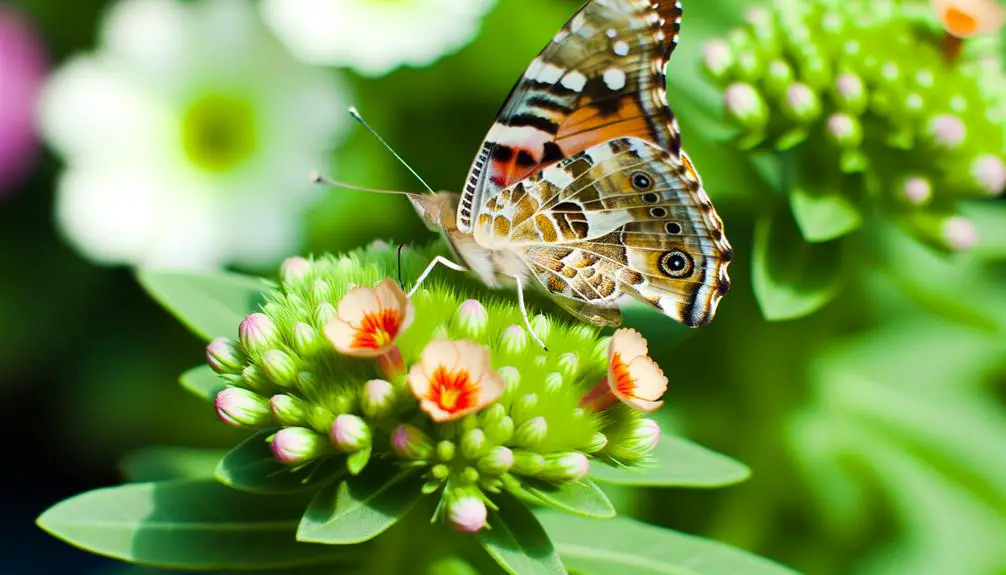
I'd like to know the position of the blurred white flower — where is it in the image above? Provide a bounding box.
[260,0,496,76]
[40,0,348,268]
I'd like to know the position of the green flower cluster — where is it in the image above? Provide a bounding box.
[704,0,1006,250]
[206,244,660,532]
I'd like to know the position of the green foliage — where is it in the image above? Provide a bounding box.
[518,478,616,519]
[121,447,223,482]
[179,365,224,401]
[216,429,347,494]
[589,433,751,487]
[478,491,566,575]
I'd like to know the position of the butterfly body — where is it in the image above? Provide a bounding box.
[409,0,732,328]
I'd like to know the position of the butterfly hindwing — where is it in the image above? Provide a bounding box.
[473,136,732,327]
[457,0,684,234]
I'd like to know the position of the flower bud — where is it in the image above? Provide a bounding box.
[261,350,298,386]
[971,155,1006,196]
[900,177,933,206]
[724,83,768,129]
[544,372,564,394]
[447,494,487,533]
[826,113,862,148]
[942,216,978,252]
[240,364,270,391]
[432,464,451,480]
[781,83,821,123]
[584,432,608,454]
[391,424,433,460]
[500,325,527,354]
[558,353,578,377]
[331,414,371,452]
[460,429,487,460]
[542,452,590,483]
[833,73,866,114]
[455,299,488,337]
[592,336,611,364]
[510,451,545,476]
[314,301,337,328]
[292,322,322,357]
[361,379,396,419]
[296,370,320,396]
[477,446,514,475]
[280,256,311,285]
[460,466,480,484]
[432,324,449,339]
[437,440,456,461]
[928,114,966,149]
[512,416,548,449]
[312,280,332,301]
[702,40,734,80]
[215,387,272,427]
[763,59,794,99]
[486,415,514,444]
[626,419,662,454]
[270,427,329,465]
[498,366,520,391]
[206,338,244,374]
[239,313,277,353]
[530,314,551,343]
[480,403,506,428]
[269,394,308,426]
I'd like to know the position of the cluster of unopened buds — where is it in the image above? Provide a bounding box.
[703,0,1006,251]
[208,254,667,532]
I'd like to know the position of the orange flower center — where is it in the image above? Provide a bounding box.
[945,6,979,36]
[352,308,401,350]
[429,366,477,414]
[611,351,637,398]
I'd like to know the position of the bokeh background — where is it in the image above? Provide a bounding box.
[3,0,1006,573]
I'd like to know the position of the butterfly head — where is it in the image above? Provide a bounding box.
[408,191,460,232]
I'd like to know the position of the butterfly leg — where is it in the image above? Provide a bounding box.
[509,274,548,351]
[407,256,468,298]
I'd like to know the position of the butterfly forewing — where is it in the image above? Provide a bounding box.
[473,137,732,328]
[457,0,684,234]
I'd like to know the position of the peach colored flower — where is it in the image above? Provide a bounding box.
[408,340,504,422]
[324,279,413,357]
[932,0,1005,37]
[581,328,668,412]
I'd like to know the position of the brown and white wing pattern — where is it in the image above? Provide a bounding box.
[457,0,684,234]
[472,137,733,327]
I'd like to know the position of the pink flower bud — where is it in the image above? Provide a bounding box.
[215,387,271,427]
[270,427,328,465]
[703,40,733,77]
[477,446,514,475]
[500,325,527,354]
[542,452,590,483]
[942,216,978,252]
[448,494,488,533]
[626,418,662,453]
[279,257,311,285]
[361,379,395,418]
[390,423,433,460]
[206,337,243,374]
[455,299,488,336]
[239,313,277,352]
[971,155,1006,196]
[928,114,966,149]
[901,177,933,206]
[331,414,371,452]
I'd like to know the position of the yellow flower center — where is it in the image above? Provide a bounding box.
[181,94,257,173]
[439,387,461,410]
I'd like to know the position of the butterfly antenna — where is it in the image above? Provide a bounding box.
[348,106,436,195]
[308,171,418,196]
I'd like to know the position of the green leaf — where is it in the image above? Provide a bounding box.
[789,185,863,242]
[180,365,225,401]
[478,491,566,575]
[347,445,372,476]
[37,480,359,570]
[216,429,346,494]
[752,207,844,321]
[520,478,616,518]
[590,434,750,487]
[297,464,424,544]
[121,447,224,482]
[137,269,269,341]
[537,511,799,575]
[960,200,1006,259]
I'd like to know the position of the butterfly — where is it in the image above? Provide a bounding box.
[397,0,733,342]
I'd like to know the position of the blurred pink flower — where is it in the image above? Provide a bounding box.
[0,6,46,197]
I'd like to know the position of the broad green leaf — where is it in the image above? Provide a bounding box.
[180,365,225,401]
[537,511,799,575]
[121,447,224,482]
[789,185,862,243]
[520,478,616,518]
[478,491,565,575]
[37,480,359,570]
[217,429,346,494]
[590,434,750,487]
[960,200,1006,259]
[752,208,844,321]
[137,269,269,341]
[297,465,424,544]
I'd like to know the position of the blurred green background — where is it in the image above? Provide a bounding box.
[3,0,1006,573]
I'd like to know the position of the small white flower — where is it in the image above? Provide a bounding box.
[261,0,497,76]
[40,0,348,268]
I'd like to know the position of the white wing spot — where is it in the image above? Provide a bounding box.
[560,70,588,92]
[571,13,586,33]
[603,68,627,91]
[614,40,630,56]
[606,28,617,38]
[525,58,544,79]
[538,63,565,84]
